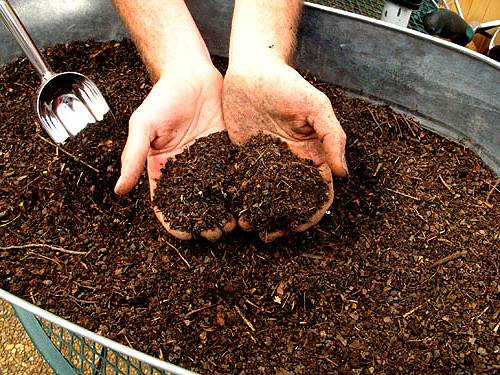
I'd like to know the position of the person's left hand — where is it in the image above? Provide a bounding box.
[222,58,347,241]
[115,62,236,241]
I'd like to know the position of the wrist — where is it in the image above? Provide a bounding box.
[156,48,213,79]
[157,55,220,84]
[228,0,302,71]
[228,45,289,73]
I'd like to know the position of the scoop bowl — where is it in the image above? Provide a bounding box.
[0,0,111,144]
[37,72,110,144]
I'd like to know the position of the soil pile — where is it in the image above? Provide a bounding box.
[233,134,328,232]
[153,131,236,234]
[153,132,328,234]
[0,40,498,373]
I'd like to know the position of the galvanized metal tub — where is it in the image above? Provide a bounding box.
[0,0,499,374]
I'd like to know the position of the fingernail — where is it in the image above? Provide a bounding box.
[342,155,349,176]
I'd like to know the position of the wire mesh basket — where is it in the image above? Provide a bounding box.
[2,290,194,375]
[313,0,437,31]
[1,1,441,374]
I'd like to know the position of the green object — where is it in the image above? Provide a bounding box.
[466,24,474,42]
[13,306,170,375]
[13,306,77,375]
[313,0,438,32]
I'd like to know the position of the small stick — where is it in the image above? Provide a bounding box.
[0,243,87,255]
[472,306,489,321]
[431,250,467,268]
[185,304,215,318]
[301,253,324,260]
[164,239,191,268]
[438,174,453,193]
[484,178,499,208]
[403,304,422,318]
[385,188,421,201]
[402,116,417,138]
[37,134,100,173]
[25,252,61,266]
[244,298,259,309]
[234,306,255,332]
[367,109,382,131]
[0,213,21,228]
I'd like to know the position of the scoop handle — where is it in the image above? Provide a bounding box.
[0,0,54,80]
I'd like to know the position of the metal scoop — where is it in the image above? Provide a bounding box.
[0,0,111,144]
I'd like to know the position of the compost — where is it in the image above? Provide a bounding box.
[153,131,237,234]
[0,40,498,374]
[153,132,328,234]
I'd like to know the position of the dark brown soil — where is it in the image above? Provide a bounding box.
[153,131,236,234]
[153,132,328,234]
[1,40,499,374]
[233,134,328,232]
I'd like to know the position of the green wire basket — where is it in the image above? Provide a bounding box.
[1,290,194,375]
[316,0,438,32]
[1,1,439,374]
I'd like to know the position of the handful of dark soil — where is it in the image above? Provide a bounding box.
[233,135,329,231]
[152,132,237,234]
[153,132,329,234]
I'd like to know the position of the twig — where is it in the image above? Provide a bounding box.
[385,188,421,201]
[37,134,100,173]
[402,116,417,138]
[164,239,191,268]
[431,250,467,268]
[367,109,381,130]
[234,306,255,332]
[318,356,338,367]
[472,306,489,321]
[483,178,499,209]
[0,243,87,255]
[438,174,453,193]
[373,162,383,177]
[26,252,61,266]
[244,298,259,309]
[185,304,215,318]
[301,253,324,260]
[0,213,21,228]
[403,304,422,318]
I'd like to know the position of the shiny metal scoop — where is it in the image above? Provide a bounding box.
[0,0,110,144]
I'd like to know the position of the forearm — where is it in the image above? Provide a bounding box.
[229,0,302,67]
[112,0,210,81]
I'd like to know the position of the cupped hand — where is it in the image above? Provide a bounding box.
[115,62,236,241]
[222,59,347,241]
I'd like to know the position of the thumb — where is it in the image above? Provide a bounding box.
[114,110,151,195]
[309,93,348,177]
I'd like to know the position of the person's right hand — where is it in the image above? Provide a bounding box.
[223,59,347,242]
[114,62,236,241]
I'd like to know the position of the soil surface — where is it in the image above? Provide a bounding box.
[1,40,499,374]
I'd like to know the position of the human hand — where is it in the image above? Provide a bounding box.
[223,59,347,241]
[115,62,236,241]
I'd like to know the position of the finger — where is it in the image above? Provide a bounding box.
[114,111,151,195]
[293,165,334,233]
[223,214,237,233]
[200,227,223,242]
[309,94,348,177]
[259,229,287,243]
[152,206,193,241]
[238,215,254,231]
